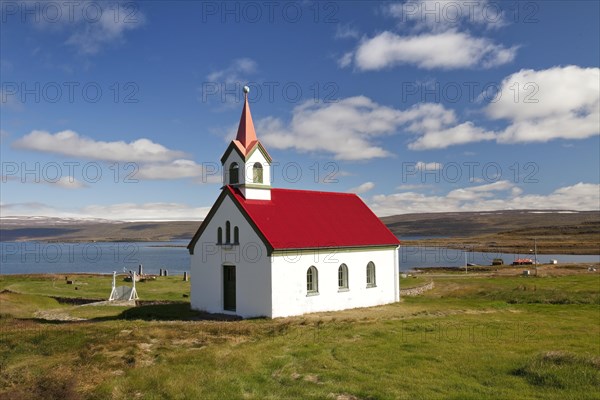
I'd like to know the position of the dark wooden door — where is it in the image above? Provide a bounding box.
[223,265,236,311]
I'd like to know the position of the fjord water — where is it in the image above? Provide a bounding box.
[0,241,191,275]
[1,240,598,275]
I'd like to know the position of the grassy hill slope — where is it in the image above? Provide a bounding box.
[1,210,598,254]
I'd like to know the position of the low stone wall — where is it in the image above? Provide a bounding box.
[400,281,434,297]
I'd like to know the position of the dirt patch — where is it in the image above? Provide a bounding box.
[34,310,85,321]
[328,394,363,400]
[303,374,320,383]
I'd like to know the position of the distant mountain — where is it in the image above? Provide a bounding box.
[0,217,201,242]
[381,210,599,238]
[0,216,125,226]
[1,210,598,244]
[380,210,599,255]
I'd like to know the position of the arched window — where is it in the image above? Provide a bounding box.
[229,162,239,184]
[233,226,239,244]
[306,266,318,294]
[253,162,263,183]
[217,227,223,244]
[366,261,376,287]
[225,221,231,244]
[338,264,349,290]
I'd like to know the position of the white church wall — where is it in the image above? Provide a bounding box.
[270,246,399,318]
[241,187,271,200]
[190,195,272,318]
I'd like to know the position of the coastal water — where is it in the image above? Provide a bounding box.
[401,246,599,269]
[0,241,190,275]
[0,240,598,275]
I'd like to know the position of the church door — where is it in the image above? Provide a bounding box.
[223,265,236,311]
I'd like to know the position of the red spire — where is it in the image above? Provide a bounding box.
[235,90,257,150]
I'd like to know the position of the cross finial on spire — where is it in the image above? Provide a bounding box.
[235,85,257,149]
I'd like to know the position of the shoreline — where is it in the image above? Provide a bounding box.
[400,240,600,256]
[1,239,598,256]
[2,262,599,278]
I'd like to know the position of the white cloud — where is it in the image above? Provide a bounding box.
[256,65,599,156]
[257,98,494,158]
[80,202,210,221]
[137,160,203,180]
[446,180,514,200]
[258,96,403,161]
[28,1,145,55]
[396,183,433,191]
[11,130,220,183]
[370,182,600,216]
[13,130,186,163]
[349,30,517,70]
[408,121,496,150]
[66,7,145,54]
[52,176,88,189]
[335,23,360,39]
[337,52,354,68]
[415,161,443,170]
[349,181,375,194]
[394,66,599,150]
[2,173,87,189]
[385,0,507,33]
[207,58,258,83]
[399,103,495,150]
[137,159,221,183]
[489,66,600,143]
[0,201,210,221]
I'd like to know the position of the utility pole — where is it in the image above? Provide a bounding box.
[534,238,538,276]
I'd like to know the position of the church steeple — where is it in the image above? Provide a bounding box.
[235,88,258,150]
[220,86,272,201]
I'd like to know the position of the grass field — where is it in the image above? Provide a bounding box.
[1,268,599,400]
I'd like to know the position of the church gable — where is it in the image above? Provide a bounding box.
[220,140,272,165]
[246,141,272,163]
[221,145,246,186]
[220,141,246,165]
[187,188,272,255]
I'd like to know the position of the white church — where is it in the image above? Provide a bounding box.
[188,88,401,318]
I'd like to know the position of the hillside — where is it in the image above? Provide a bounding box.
[381,210,599,237]
[0,217,200,243]
[382,210,599,254]
[1,210,598,254]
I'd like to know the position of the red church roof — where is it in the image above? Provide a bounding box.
[188,186,400,254]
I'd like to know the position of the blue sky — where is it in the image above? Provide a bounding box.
[1,0,599,220]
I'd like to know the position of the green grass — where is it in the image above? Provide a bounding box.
[1,272,599,399]
[0,274,190,302]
